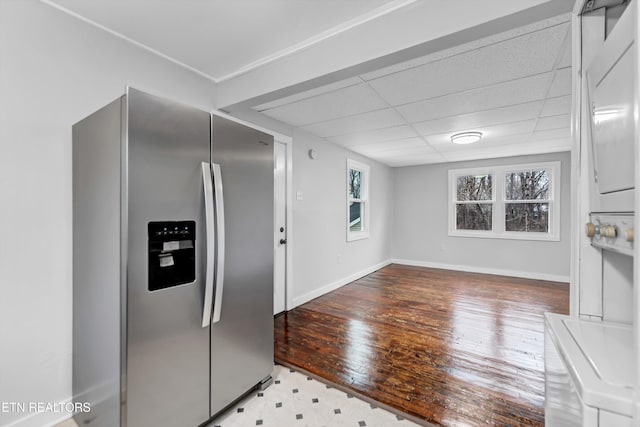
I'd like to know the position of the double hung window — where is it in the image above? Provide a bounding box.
[347,159,370,241]
[448,162,560,241]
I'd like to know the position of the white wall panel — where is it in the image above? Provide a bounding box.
[290,129,393,305]
[0,2,216,426]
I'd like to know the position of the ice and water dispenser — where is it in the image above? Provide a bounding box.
[148,221,196,291]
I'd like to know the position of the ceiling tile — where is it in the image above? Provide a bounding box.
[412,101,542,136]
[436,133,534,154]
[386,157,446,167]
[351,137,429,155]
[327,125,418,146]
[396,72,551,123]
[547,67,572,97]
[540,95,572,117]
[260,83,387,126]
[366,23,567,106]
[441,139,569,162]
[361,15,571,81]
[557,34,572,68]
[425,120,536,148]
[529,138,572,151]
[442,147,520,162]
[300,108,405,137]
[535,114,570,131]
[532,127,571,140]
[372,148,446,165]
[253,77,362,111]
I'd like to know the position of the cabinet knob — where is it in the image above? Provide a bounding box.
[585,222,596,238]
[601,225,617,238]
[626,228,634,242]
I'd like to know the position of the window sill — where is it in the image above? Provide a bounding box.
[448,230,560,242]
[347,232,369,242]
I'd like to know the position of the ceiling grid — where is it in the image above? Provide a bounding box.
[258,14,573,166]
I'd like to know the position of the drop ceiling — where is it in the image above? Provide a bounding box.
[255,14,573,166]
[44,0,573,167]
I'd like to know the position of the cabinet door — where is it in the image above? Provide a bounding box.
[587,2,635,197]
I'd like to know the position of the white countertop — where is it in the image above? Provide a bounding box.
[545,313,635,416]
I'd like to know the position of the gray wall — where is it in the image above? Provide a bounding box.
[0,2,216,426]
[392,152,571,281]
[291,129,394,305]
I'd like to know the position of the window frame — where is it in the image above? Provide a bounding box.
[448,161,561,241]
[346,158,370,242]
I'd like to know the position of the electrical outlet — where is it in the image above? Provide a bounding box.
[337,254,342,264]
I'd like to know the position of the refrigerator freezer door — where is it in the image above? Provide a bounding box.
[126,88,211,427]
[210,115,274,416]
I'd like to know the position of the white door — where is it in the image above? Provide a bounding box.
[274,142,287,314]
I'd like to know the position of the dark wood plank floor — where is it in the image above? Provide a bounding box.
[274,264,570,426]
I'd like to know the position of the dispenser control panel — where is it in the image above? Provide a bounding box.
[148,221,196,291]
[586,213,634,256]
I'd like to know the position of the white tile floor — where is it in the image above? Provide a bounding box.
[56,365,420,427]
[210,365,420,427]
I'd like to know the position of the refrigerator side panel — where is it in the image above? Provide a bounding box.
[72,97,124,427]
[210,115,274,416]
[125,88,210,427]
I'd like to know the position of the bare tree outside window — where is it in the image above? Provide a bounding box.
[347,160,369,238]
[505,170,550,232]
[449,162,559,240]
[348,169,362,199]
[456,174,493,231]
[505,170,549,200]
[348,169,363,231]
[457,175,492,200]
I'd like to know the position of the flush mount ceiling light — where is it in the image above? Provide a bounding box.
[450,131,482,145]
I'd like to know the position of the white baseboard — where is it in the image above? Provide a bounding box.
[391,258,570,283]
[291,259,392,308]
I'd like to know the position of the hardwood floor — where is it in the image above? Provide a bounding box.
[274,264,570,426]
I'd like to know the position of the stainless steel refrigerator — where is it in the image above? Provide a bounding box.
[72,88,274,427]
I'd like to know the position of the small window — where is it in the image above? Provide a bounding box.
[448,162,560,241]
[347,159,370,241]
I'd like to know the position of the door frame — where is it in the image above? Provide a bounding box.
[211,110,293,312]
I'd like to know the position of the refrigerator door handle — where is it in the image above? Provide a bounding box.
[212,163,226,324]
[201,162,215,328]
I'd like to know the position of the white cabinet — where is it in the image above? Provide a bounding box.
[545,314,634,427]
